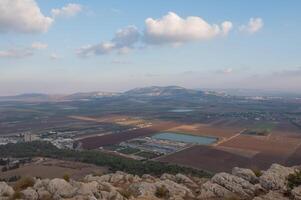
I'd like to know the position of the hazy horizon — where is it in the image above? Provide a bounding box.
[1,0,301,96]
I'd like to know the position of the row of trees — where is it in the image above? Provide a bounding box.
[0,141,211,177]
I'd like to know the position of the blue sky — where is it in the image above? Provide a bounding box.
[0,0,301,95]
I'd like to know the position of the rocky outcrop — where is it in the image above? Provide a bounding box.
[0,182,14,197]
[259,164,297,191]
[292,185,301,200]
[0,163,300,200]
[232,167,259,184]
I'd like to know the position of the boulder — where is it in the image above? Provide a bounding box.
[36,188,52,200]
[175,173,198,187]
[47,178,77,198]
[155,179,194,199]
[110,173,126,185]
[0,182,14,197]
[232,167,259,184]
[84,174,111,183]
[76,181,99,196]
[129,182,157,197]
[141,174,156,183]
[20,187,38,200]
[33,178,50,190]
[212,172,256,199]
[259,164,296,191]
[291,185,301,200]
[198,181,238,199]
[160,173,176,181]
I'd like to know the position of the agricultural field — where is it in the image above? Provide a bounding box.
[0,158,107,181]
[0,86,301,174]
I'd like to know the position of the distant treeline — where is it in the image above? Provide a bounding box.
[0,141,211,178]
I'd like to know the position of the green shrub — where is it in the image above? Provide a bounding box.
[63,173,70,182]
[10,191,23,200]
[287,170,301,190]
[251,167,262,177]
[13,177,35,191]
[155,185,169,199]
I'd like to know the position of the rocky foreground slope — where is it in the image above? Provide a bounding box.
[0,164,301,200]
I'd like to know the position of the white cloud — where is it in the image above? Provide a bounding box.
[31,42,48,50]
[51,3,82,18]
[144,12,233,44]
[239,17,263,34]
[77,12,235,57]
[50,53,62,60]
[0,48,33,58]
[112,26,140,48]
[0,0,53,33]
[221,21,233,36]
[77,26,140,57]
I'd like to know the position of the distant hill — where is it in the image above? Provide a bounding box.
[0,93,54,102]
[124,86,203,97]
[63,91,120,100]
[0,86,208,102]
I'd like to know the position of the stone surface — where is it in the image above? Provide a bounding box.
[0,163,300,200]
[0,182,14,197]
[232,167,259,184]
[198,181,237,199]
[47,178,77,198]
[212,172,256,199]
[175,173,198,188]
[292,185,301,200]
[259,163,297,191]
[20,187,39,200]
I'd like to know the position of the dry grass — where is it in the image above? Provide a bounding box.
[13,176,35,191]
[155,185,169,199]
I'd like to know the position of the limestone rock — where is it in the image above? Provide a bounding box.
[232,167,259,184]
[212,172,256,199]
[84,174,111,183]
[155,179,194,199]
[20,187,38,200]
[76,181,99,196]
[129,182,157,197]
[37,188,52,200]
[198,181,237,199]
[0,182,14,197]
[259,164,297,191]
[141,174,156,183]
[175,173,198,187]
[160,173,176,181]
[292,185,301,200]
[47,178,77,198]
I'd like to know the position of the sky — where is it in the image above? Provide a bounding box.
[0,0,301,95]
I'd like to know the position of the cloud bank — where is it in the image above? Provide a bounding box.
[78,12,235,57]
[77,26,140,57]
[144,12,232,44]
[0,0,82,34]
[0,0,53,33]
